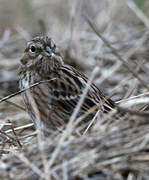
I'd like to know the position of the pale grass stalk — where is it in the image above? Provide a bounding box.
[83,110,100,135]
[26,90,50,180]
[51,149,96,176]
[74,105,98,125]
[127,0,149,28]
[74,102,113,134]
[5,123,34,134]
[123,60,143,99]
[11,150,44,179]
[62,161,68,180]
[18,131,37,140]
[47,67,100,172]
[96,32,146,93]
[117,97,149,107]
[109,75,132,97]
[123,79,138,99]
[116,92,149,104]
[84,14,149,90]
[95,61,122,84]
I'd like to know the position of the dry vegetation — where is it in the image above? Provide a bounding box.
[1,0,149,179]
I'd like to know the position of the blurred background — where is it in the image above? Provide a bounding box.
[1,0,149,179]
[0,0,149,96]
[1,0,149,141]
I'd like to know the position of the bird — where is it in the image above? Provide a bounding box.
[19,36,115,133]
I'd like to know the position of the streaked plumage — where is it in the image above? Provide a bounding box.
[19,36,114,132]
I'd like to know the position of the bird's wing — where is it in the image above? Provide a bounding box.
[45,65,115,116]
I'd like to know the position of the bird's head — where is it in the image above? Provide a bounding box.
[20,36,63,74]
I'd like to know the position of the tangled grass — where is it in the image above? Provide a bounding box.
[1,0,149,179]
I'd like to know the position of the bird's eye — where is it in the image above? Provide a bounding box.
[30,45,36,53]
[45,46,52,54]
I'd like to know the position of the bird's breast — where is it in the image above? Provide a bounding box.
[19,71,40,90]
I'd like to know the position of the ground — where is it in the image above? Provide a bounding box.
[0,0,149,179]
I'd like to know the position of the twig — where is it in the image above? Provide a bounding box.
[116,105,149,117]
[8,119,22,148]
[5,123,34,134]
[116,92,149,104]
[0,78,56,111]
[0,95,25,111]
[0,129,18,142]
[84,14,149,91]
[48,67,99,170]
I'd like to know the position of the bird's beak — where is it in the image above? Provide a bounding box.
[20,53,29,65]
[42,51,54,57]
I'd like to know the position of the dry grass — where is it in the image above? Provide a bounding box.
[1,0,149,179]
